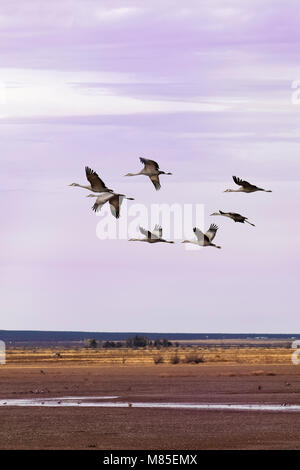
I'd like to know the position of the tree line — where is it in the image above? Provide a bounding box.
[84,335,177,349]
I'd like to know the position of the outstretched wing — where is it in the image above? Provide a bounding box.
[109,194,124,219]
[193,227,208,243]
[229,212,246,219]
[139,226,152,239]
[149,174,161,190]
[140,157,159,171]
[205,223,218,242]
[232,176,254,189]
[91,193,113,213]
[152,225,162,239]
[86,166,109,192]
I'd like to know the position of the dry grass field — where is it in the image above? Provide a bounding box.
[4,343,294,366]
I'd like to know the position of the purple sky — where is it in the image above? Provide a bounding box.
[1,0,300,333]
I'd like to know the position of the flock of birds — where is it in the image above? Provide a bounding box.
[69,157,272,249]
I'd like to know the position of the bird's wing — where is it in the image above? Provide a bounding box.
[109,194,124,219]
[205,223,218,242]
[152,225,162,238]
[149,175,161,190]
[232,176,253,189]
[85,166,109,191]
[91,193,112,213]
[140,157,160,171]
[229,212,245,219]
[193,227,209,243]
[139,226,153,239]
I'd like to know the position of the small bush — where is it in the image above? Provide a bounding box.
[184,352,205,364]
[84,339,98,349]
[170,354,180,364]
[153,354,164,364]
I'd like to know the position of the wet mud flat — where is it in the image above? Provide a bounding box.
[1,363,300,449]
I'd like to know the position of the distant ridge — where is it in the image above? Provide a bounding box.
[0,330,299,343]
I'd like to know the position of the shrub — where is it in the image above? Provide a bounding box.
[154,338,173,348]
[102,341,123,348]
[84,339,97,349]
[153,354,164,364]
[184,352,205,364]
[170,354,180,364]
[126,335,150,348]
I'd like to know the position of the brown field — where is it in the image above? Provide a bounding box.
[1,344,300,450]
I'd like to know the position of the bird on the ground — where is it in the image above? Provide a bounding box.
[87,192,134,219]
[224,176,272,193]
[182,224,221,249]
[210,210,255,226]
[129,225,174,244]
[69,166,113,193]
[124,158,172,190]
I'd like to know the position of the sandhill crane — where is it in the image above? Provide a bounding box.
[87,193,134,219]
[129,225,174,243]
[224,176,272,193]
[69,167,113,193]
[182,224,221,249]
[210,210,255,226]
[124,158,172,190]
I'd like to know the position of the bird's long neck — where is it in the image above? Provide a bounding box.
[74,183,91,190]
[126,172,141,176]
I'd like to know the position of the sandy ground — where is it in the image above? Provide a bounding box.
[1,363,300,449]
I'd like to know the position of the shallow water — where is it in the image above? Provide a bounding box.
[0,396,299,412]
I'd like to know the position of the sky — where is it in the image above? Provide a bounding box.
[1,0,300,333]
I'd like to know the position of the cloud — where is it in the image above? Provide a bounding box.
[1,68,230,118]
